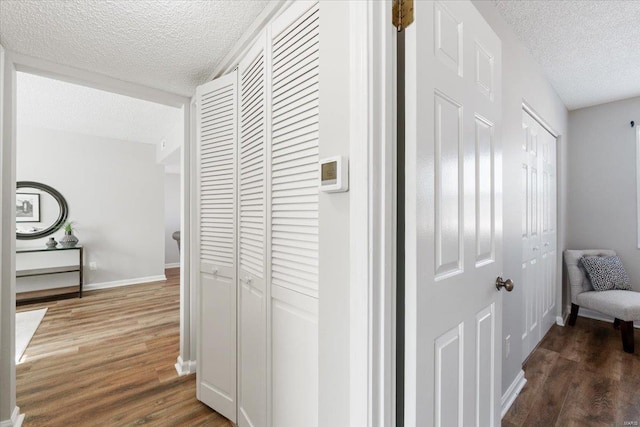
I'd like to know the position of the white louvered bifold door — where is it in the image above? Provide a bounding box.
[196,71,238,423]
[238,33,268,427]
[269,2,320,426]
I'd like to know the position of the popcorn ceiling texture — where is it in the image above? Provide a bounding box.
[0,0,269,96]
[493,0,640,110]
[17,72,183,146]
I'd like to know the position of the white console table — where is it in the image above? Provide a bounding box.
[16,245,84,305]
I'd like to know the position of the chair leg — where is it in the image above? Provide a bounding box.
[568,303,579,326]
[621,321,635,354]
[614,318,622,330]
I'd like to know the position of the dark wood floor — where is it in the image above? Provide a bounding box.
[16,268,232,427]
[503,316,640,426]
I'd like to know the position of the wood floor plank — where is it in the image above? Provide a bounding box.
[521,356,576,426]
[502,347,559,426]
[504,316,640,427]
[16,268,232,427]
[556,370,618,426]
[616,392,640,427]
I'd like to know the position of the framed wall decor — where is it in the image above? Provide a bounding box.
[16,192,41,222]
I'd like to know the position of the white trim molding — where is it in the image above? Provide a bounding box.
[83,275,167,291]
[636,126,640,249]
[501,369,527,419]
[9,52,187,107]
[186,96,198,376]
[0,46,20,427]
[555,315,566,327]
[174,356,197,376]
[165,263,180,269]
[0,407,24,427]
[349,1,396,426]
[522,101,559,138]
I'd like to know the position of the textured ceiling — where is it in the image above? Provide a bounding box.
[17,72,183,146]
[0,0,269,96]
[494,0,640,110]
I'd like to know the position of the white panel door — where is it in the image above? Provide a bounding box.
[238,33,268,427]
[405,1,503,425]
[196,71,238,423]
[269,2,320,426]
[521,110,557,360]
[521,111,540,360]
[540,121,557,335]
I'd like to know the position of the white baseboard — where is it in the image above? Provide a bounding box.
[0,407,24,427]
[501,369,527,419]
[175,356,196,376]
[578,309,640,328]
[165,263,180,269]
[84,275,167,291]
[556,315,566,326]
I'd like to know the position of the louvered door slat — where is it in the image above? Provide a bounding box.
[271,2,319,302]
[240,59,266,282]
[199,76,236,268]
[272,7,319,56]
[201,89,234,105]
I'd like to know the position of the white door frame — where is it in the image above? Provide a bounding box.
[637,126,640,250]
[0,50,193,425]
[349,1,397,426]
[522,102,559,153]
[521,100,563,328]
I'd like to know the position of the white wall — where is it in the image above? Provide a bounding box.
[567,96,640,288]
[318,2,351,426]
[16,126,165,288]
[156,115,183,164]
[473,1,569,398]
[164,172,180,266]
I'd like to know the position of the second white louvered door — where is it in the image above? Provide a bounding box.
[238,33,268,427]
[269,2,320,426]
[196,71,238,423]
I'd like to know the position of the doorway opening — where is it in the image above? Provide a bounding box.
[2,58,194,423]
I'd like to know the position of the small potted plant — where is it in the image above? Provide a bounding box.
[59,221,79,248]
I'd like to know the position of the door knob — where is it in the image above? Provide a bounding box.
[496,277,514,292]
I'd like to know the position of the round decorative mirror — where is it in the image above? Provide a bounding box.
[16,181,68,240]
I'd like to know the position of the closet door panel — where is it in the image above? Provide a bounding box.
[196,71,238,423]
[199,273,236,417]
[271,286,318,427]
[269,2,319,427]
[238,34,268,427]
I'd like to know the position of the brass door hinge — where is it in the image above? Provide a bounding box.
[392,0,414,32]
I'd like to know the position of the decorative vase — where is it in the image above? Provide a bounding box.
[46,237,58,249]
[60,231,79,248]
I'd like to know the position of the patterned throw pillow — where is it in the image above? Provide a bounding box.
[580,256,632,291]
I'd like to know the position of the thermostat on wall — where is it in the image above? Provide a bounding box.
[319,156,348,192]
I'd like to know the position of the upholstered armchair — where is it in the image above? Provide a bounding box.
[564,249,640,353]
